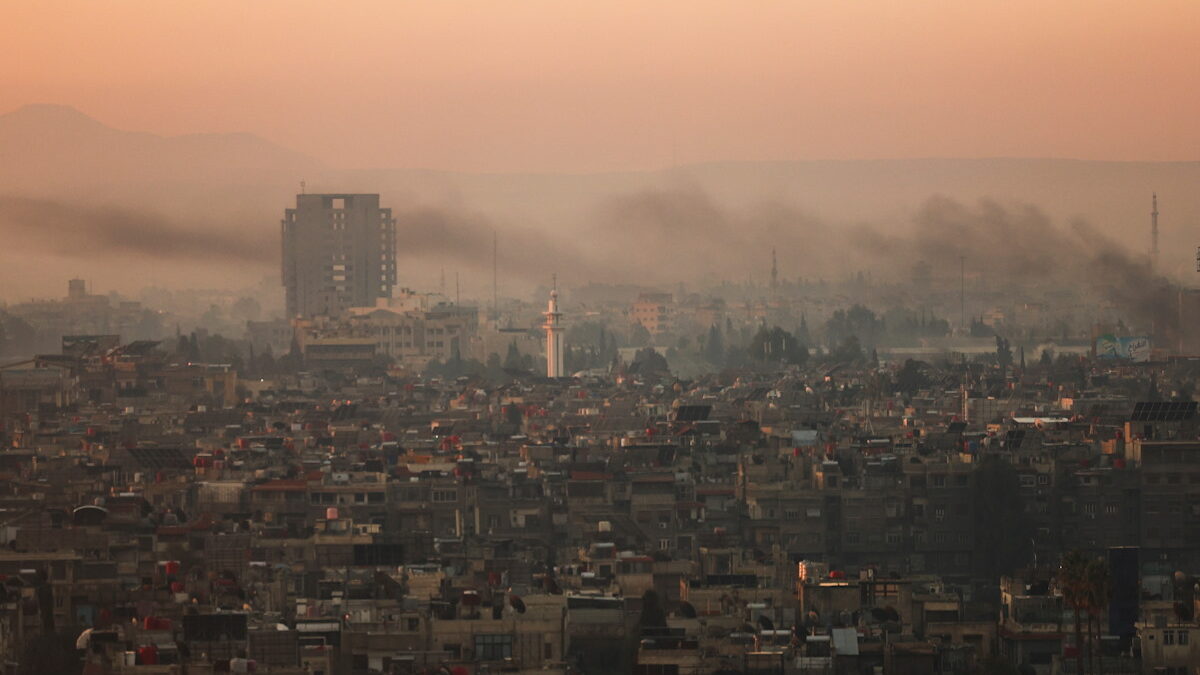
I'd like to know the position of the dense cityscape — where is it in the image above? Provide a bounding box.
[4,3,1200,675]
[0,189,1197,674]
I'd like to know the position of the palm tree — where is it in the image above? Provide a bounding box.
[1058,550,1090,675]
[1085,559,1113,675]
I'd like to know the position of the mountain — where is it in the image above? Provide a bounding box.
[0,104,326,198]
[2,103,1199,297]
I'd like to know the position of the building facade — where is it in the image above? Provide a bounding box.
[281,194,397,318]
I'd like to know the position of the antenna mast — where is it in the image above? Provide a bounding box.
[492,230,498,322]
[1151,192,1159,271]
[959,256,965,331]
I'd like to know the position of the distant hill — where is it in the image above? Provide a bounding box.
[2,103,1199,295]
[0,104,325,200]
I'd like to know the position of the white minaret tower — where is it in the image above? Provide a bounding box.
[544,280,564,378]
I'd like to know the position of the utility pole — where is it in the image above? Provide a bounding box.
[492,230,498,323]
[960,256,965,332]
[1151,193,1159,271]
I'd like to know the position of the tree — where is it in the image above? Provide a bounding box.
[1058,550,1090,675]
[1085,558,1112,675]
[187,333,201,362]
[503,341,525,372]
[996,336,1013,371]
[629,322,652,348]
[824,304,883,350]
[748,326,808,366]
[896,359,931,395]
[829,335,864,364]
[258,345,276,376]
[703,324,725,365]
[797,312,811,346]
[629,348,670,376]
[971,317,995,338]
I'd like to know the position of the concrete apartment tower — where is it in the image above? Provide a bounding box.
[281,194,397,317]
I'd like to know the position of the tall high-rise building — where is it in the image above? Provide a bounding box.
[281,194,397,317]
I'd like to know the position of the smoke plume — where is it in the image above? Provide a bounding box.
[0,195,275,266]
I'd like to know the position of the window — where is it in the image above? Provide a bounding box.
[913,504,925,518]
[886,532,901,545]
[659,538,671,551]
[406,618,420,632]
[1179,630,1189,646]
[1164,630,1175,646]
[846,532,860,544]
[1037,474,1049,486]
[934,506,946,522]
[1104,504,1119,515]
[432,490,457,503]
[932,474,946,488]
[475,634,513,661]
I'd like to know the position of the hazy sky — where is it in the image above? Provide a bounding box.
[5,0,1198,172]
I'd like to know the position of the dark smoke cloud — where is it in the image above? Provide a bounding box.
[856,195,1173,331]
[390,185,840,290]
[393,186,1168,326]
[391,205,605,284]
[0,188,1170,334]
[0,195,275,266]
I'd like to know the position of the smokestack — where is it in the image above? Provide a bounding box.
[1151,192,1159,271]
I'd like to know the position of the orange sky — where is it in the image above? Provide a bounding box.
[4,0,1199,172]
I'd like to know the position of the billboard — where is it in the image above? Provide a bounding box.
[1095,335,1151,362]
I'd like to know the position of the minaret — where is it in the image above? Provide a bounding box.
[1151,193,1159,271]
[544,280,564,378]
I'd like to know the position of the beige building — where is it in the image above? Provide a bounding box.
[631,292,674,336]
